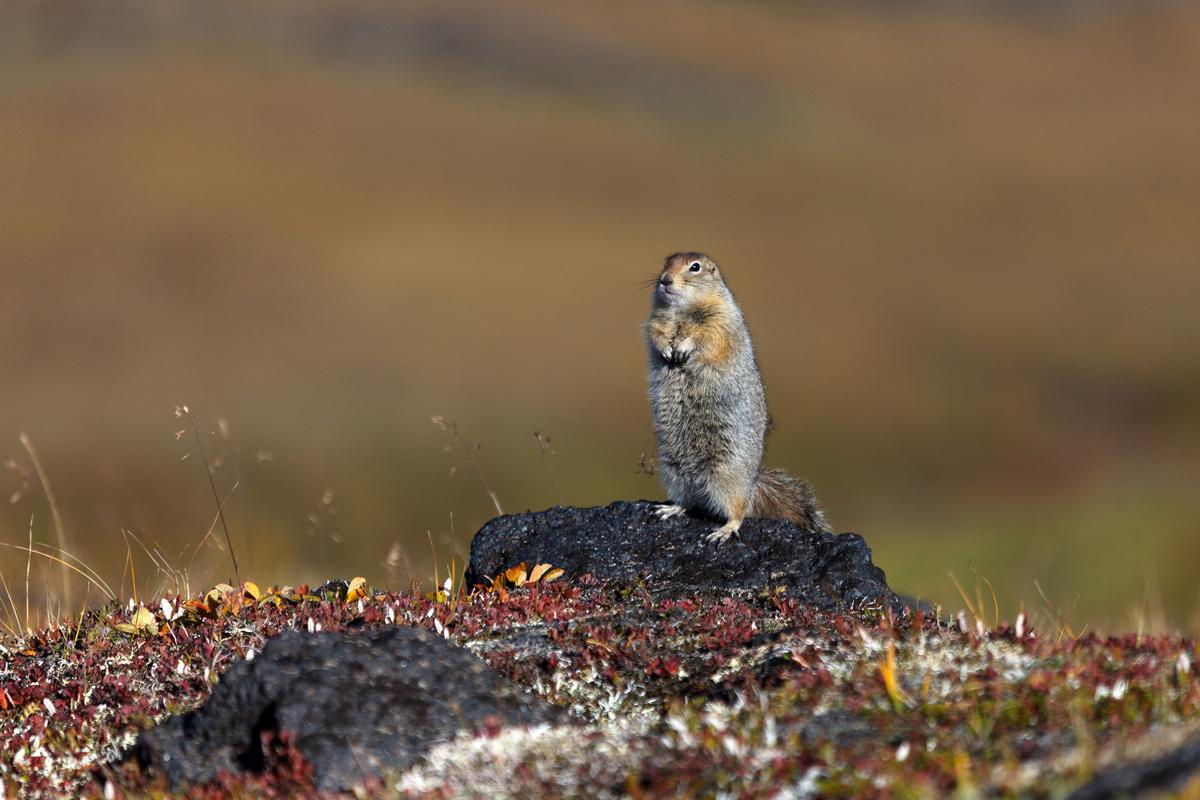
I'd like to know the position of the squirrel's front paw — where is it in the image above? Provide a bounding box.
[661,340,694,366]
[673,338,696,361]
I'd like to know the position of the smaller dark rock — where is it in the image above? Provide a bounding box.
[1066,734,1200,800]
[799,709,882,745]
[465,500,898,610]
[132,626,568,791]
[312,579,350,601]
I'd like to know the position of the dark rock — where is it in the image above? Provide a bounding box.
[465,500,897,610]
[312,579,350,600]
[132,626,569,791]
[799,710,883,745]
[1066,734,1200,800]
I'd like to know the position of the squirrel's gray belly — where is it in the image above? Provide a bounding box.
[651,362,765,511]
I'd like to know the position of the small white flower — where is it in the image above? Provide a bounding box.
[896,741,911,762]
[160,598,176,621]
[385,606,396,624]
[43,698,55,716]
[307,617,316,633]
[763,715,778,749]
[1112,679,1128,701]
[175,660,186,675]
[1178,651,1191,676]
[245,648,256,662]
[104,780,116,800]
[1015,613,1026,639]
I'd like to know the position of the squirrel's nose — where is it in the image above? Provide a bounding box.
[659,275,674,287]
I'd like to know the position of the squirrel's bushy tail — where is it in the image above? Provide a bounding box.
[752,468,832,533]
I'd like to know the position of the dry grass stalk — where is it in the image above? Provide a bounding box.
[533,431,564,504]
[636,452,657,478]
[18,433,71,611]
[175,406,241,586]
[0,542,116,604]
[431,415,503,516]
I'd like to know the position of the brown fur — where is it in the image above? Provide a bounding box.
[646,294,738,368]
[751,469,829,532]
[687,296,736,366]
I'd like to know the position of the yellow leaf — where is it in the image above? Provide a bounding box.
[206,583,236,606]
[113,623,138,635]
[131,605,158,636]
[528,563,552,583]
[345,576,368,604]
[541,568,565,584]
[242,581,262,601]
[505,564,528,586]
[879,641,906,711]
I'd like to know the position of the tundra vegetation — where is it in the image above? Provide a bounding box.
[0,568,1197,796]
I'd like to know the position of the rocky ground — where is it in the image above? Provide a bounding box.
[1,503,1198,797]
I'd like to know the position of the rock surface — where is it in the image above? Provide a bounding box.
[1067,733,1200,800]
[132,625,569,791]
[465,500,897,610]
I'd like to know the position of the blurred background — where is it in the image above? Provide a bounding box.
[1,0,1197,633]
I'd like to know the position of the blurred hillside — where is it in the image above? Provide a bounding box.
[1,0,1197,631]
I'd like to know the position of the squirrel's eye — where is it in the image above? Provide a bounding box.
[689,262,702,272]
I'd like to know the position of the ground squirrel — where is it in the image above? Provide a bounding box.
[645,252,831,543]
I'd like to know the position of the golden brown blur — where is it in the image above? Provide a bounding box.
[2,0,1198,632]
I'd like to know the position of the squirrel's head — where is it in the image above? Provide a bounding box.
[654,252,723,308]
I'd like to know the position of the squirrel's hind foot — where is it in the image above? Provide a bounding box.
[705,519,742,544]
[655,504,687,520]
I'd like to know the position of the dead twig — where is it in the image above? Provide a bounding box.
[176,406,241,585]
